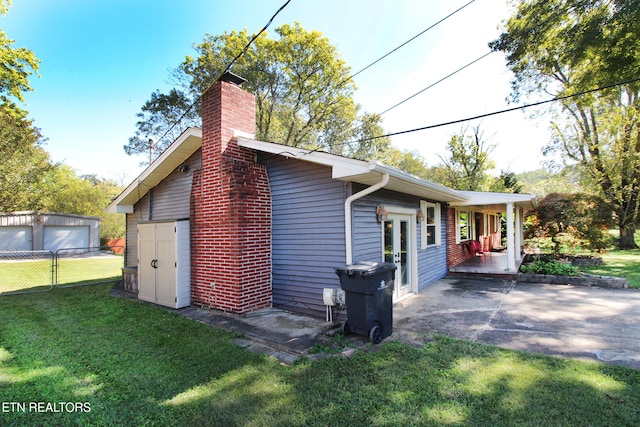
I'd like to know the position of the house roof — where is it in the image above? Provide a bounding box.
[237,137,468,203]
[449,190,537,212]
[106,128,202,213]
[107,129,537,213]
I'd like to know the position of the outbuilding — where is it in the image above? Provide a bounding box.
[0,211,100,252]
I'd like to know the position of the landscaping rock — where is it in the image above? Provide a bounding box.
[517,272,628,288]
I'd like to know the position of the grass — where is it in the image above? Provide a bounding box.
[2,284,640,426]
[0,255,122,294]
[581,249,640,289]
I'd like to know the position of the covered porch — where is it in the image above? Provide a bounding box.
[447,191,537,275]
[448,251,525,276]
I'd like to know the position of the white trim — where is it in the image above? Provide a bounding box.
[106,127,202,213]
[382,209,419,298]
[238,137,468,203]
[455,209,473,244]
[420,201,441,249]
[345,173,389,265]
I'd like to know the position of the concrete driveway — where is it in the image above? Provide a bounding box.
[393,276,640,369]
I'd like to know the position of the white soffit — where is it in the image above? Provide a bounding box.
[238,137,467,203]
[106,128,202,213]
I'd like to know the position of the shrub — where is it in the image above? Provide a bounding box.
[520,260,580,276]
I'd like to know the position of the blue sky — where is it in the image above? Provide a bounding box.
[2,0,551,183]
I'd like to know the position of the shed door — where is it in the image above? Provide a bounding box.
[138,223,157,303]
[44,226,89,252]
[0,227,33,250]
[154,222,177,307]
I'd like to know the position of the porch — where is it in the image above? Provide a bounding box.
[448,251,525,277]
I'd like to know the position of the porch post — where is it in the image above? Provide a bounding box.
[506,202,516,271]
[515,206,522,261]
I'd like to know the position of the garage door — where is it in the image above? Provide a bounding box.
[0,227,33,250]
[44,226,89,252]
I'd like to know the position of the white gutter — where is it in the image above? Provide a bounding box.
[344,173,390,265]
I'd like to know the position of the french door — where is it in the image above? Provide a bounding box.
[383,214,413,300]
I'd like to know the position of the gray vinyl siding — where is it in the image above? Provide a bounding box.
[418,203,448,287]
[126,150,201,267]
[352,188,448,291]
[148,152,201,221]
[262,155,346,318]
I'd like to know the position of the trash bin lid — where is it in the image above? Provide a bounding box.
[335,261,396,276]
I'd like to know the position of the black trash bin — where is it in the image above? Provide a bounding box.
[335,261,396,344]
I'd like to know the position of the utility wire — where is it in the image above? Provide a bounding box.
[150,0,292,155]
[350,76,640,143]
[379,51,493,116]
[344,0,476,84]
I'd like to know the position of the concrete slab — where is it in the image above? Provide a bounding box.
[112,278,640,369]
[393,277,640,369]
[174,305,333,364]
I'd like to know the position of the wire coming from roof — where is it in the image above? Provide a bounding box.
[150,0,292,155]
[148,0,474,159]
[349,76,640,143]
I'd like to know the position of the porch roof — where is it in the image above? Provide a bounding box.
[449,191,537,213]
[237,137,467,203]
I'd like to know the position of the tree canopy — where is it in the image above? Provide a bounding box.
[0,2,50,212]
[432,125,496,191]
[125,23,391,162]
[0,4,124,239]
[491,0,640,249]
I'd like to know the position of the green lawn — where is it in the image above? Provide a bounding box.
[580,249,640,288]
[2,284,640,426]
[0,255,122,294]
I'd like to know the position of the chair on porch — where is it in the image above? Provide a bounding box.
[480,235,493,258]
[468,240,487,262]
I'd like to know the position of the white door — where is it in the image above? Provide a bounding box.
[0,227,32,250]
[43,226,89,252]
[137,224,157,303]
[137,223,178,307]
[383,214,413,300]
[154,222,177,307]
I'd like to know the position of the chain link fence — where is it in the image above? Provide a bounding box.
[0,246,124,296]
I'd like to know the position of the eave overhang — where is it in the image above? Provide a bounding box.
[106,128,202,213]
[237,137,468,203]
[449,191,538,213]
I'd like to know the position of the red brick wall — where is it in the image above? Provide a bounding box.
[190,79,272,314]
[446,207,474,268]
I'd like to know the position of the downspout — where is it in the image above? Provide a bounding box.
[344,173,390,265]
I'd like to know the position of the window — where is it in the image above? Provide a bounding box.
[457,210,471,243]
[420,201,440,249]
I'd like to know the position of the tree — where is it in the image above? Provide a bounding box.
[0,3,52,212]
[43,168,125,240]
[527,193,614,253]
[491,0,640,249]
[516,166,588,197]
[125,23,389,162]
[0,105,57,211]
[0,11,39,104]
[437,124,495,191]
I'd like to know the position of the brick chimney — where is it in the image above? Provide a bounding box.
[190,72,272,313]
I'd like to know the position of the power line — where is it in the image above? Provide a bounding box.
[350,77,640,143]
[151,0,292,154]
[345,0,476,84]
[379,51,493,116]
